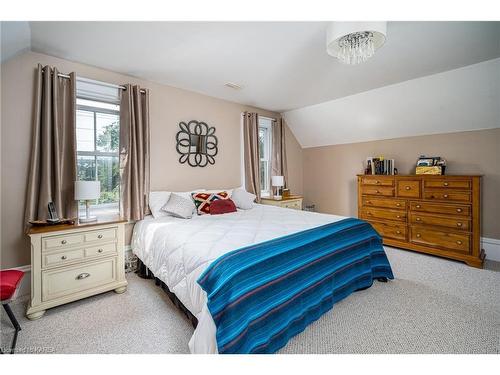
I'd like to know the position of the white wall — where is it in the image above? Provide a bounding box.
[284,58,500,148]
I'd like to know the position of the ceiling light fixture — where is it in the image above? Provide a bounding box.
[326,22,387,65]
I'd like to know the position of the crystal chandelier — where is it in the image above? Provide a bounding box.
[327,22,387,65]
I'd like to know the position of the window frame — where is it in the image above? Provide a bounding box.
[258,117,273,197]
[76,98,121,215]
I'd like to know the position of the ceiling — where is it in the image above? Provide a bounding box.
[6,21,496,113]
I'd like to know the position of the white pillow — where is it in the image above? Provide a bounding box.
[161,193,196,219]
[149,189,204,219]
[231,188,256,210]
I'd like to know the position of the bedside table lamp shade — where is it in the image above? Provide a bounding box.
[75,181,100,223]
[271,175,284,200]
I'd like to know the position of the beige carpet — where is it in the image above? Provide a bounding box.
[1,247,499,354]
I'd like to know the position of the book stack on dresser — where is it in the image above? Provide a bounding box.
[357,175,483,268]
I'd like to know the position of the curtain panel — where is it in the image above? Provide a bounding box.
[271,118,289,188]
[25,64,77,227]
[120,85,150,221]
[242,112,261,202]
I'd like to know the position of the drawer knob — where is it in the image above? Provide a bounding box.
[457,222,463,227]
[396,230,401,234]
[416,233,421,238]
[444,182,449,186]
[98,248,103,253]
[443,194,449,198]
[416,217,421,221]
[416,204,421,209]
[61,255,67,260]
[376,180,380,184]
[61,240,67,244]
[376,190,380,194]
[456,240,463,245]
[97,234,103,239]
[396,203,401,207]
[456,208,463,213]
[405,186,411,190]
[76,273,90,280]
[396,215,401,219]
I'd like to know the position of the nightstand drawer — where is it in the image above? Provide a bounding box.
[41,258,117,302]
[85,243,117,258]
[43,233,84,251]
[282,200,302,210]
[84,228,117,243]
[43,248,85,268]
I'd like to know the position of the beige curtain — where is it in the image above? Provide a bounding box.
[25,64,77,226]
[120,85,150,221]
[271,118,289,188]
[243,112,261,202]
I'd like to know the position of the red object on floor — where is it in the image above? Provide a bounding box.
[210,198,237,215]
[0,270,24,301]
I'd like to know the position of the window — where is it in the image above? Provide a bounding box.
[258,117,273,196]
[76,98,120,216]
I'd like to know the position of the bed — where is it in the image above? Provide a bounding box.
[132,203,393,354]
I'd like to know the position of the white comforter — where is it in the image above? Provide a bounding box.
[131,204,346,353]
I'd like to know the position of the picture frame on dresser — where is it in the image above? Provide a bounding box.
[357,174,484,268]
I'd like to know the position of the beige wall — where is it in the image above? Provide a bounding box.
[0,51,303,268]
[303,128,500,239]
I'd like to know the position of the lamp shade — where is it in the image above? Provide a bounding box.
[75,180,100,200]
[271,176,284,187]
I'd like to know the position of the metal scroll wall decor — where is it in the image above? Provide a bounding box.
[176,120,218,167]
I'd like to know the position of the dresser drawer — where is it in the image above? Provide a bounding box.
[397,180,421,198]
[423,190,471,203]
[410,201,471,216]
[84,228,117,243]
[409,212,470,231]
[361,186,394,197]
[42,248,85,268]
[361,207,406,222]
[85,243,117,258]
[361,176,394,186]
[362,197,406,210]
[424,179,471,190]
[43,233,84,251]
[369,221,407,241]
[41,258,117,302]
[410,226,470,254]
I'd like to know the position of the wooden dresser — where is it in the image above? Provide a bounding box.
[26,218,128,320]
[357,175,483,268]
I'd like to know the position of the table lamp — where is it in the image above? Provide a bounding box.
[75,180,100,223]
[272,175,284,200]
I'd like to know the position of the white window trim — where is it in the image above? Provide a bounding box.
[259,117,273,197]
[76,98,120,216]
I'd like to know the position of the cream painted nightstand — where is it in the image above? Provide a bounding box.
[260,196,303,210]
[26,217,128,320]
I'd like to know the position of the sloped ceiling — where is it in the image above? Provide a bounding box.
[283,58,500,147]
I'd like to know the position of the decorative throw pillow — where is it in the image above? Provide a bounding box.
[161,193,196,219]
[149,189,204,219]
[192,191,229,215]
[231,188,256,210]
[209,198,237,215]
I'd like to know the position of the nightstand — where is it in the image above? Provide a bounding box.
[260,196,303,210]
[26,217,128,320]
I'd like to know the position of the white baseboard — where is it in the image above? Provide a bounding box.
[481,237,500,262]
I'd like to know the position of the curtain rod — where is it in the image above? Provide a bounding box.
[242,113,277,122]
[43,68,147,93]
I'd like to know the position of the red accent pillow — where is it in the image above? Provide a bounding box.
[209,198,237,215]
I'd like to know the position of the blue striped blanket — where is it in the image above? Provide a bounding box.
[197,217,394,354]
